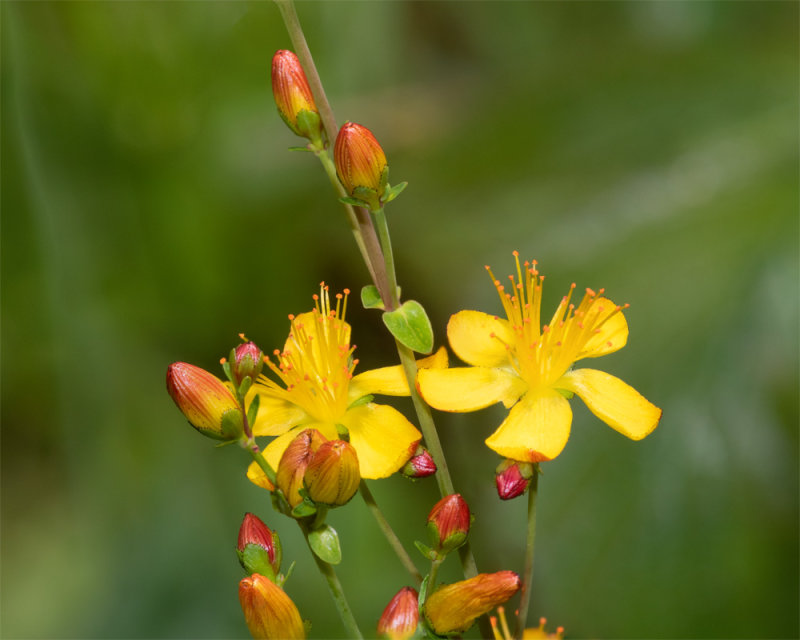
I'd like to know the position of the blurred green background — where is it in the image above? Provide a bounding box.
[2,2,797,638]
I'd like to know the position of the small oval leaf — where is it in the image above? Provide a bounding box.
[382,300,434,354]
[360,284,385,310]
[307,524,342,565]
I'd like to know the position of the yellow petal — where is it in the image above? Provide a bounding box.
[342,404,422,479]
[348,346,449,401]
[447,310,515,367]
[262,422,339,471]
[578,297,628,359]
[246,459,274,491]
[417,367,527,412]
[557,368,661,440]
[249,388,308,437]
[485,390,572,462]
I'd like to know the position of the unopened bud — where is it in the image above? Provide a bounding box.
[231,341,264,389]
[166,362,243,440]
[239,573,305,639]
[427,494,471,554]
[402,445,437,479]
[271,50,323,146]
[423,571,521,636]
[304,440,360,506]
[334,122,388,210]
[495,459,534,500]
[276,429,328,507]
[237,513,281,580]
[377,586,419,640]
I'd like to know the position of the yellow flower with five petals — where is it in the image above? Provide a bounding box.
[247,284,444,482]
[417,254,661,462]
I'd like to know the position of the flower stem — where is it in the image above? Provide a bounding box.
[245,439,277,486]
[359,480,423,585]
[299,521,364,639]
[515,466,540,639]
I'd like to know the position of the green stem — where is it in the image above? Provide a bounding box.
[274,0,390,305]
[359,480,423,585]
[515,467,539,639]
[246,439,277,486]
[371,208,399,310]
[427,554,444,593]
[299,522,364,639]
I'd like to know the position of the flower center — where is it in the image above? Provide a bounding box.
[487,252,626,389]
[260,284,356,423]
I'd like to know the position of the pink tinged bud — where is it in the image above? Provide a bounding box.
[303,440,361,506]
[495,459,534,501]
[402,446,437,479]
[377,587,419,640]
[423,571,521,636]
[334,122,388,208]
[271,50,322,143]
[276,429,328,507]
[232,341,264,388]
[239,573,305,640]
[237,513,281,579]
[427,494,471,554]
[166,362,243,440]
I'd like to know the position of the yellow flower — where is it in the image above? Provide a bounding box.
[417,253,661,462]
[247,284,445,480]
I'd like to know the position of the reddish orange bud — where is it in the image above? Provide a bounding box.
[303,440,360,506]
[495,459,534,500]
[427,494,471,554]
[334,122,388,209]
[231,341,264,388]
[402,446,437,479]
[276,429,328,507]
[239,573,305,639]
[377,586,419,640]
[166,362,242,440]
[237,513,281,579]
[271,50,322,144]
[423,571,521,635]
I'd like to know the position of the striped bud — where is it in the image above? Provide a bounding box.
[377,586,419,640]
[276,429,328,507]
[271,50,323,145]
[426,494,471,554]
[334,122,387,210]
[303,440,360,506]
[239,573,305,639]
[237,513,281,580]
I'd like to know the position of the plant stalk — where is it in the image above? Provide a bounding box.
[515,467,540,639]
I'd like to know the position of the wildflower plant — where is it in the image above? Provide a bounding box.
[164,2,662,638]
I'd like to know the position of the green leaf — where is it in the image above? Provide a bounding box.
[338,196,369,207]
[238,376,252,399]
[288,146,312,152]
[307,524,342,565]
[414,540,438,561]
[360,284,385,310]
[382,300,434,354]
[291,498,317,519]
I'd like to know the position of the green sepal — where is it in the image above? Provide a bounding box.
[272,490,293,517]
[237,376,253,399]
[417,576,449,640]
[557,388,575,399]
[307,524,342,565]
[288,145,312,152]
[296,109,322,140]
[246,393,261,430]
[279,560,296,587]
[360,285,385,310]
[339,195,369,207]
[291,494,317,519]
[219,408,245,441]
[335,423,351,441]
[221,359,233,384]
[382,300,434,354]
[414,540,438,562]
[383,181,408,204]
[352,186,380,211]
[347,394,374,410]
[378,165,389,194]
[237,544,277,581]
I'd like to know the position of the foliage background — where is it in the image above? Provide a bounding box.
[2,2,797,638]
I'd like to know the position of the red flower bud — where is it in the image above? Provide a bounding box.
[276,429,328,507]
[166,362,242,440]
[402,446,437,479]
[231,341,264,388]
[334,122,387,210]
[424,571,521,636]
[237,513,281,579]
[239,573,305,639]
[303,440,360,506]
[271,50,323,145]
[427,494,471,554]
[495,459,534,500]
[377,586,419,640]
